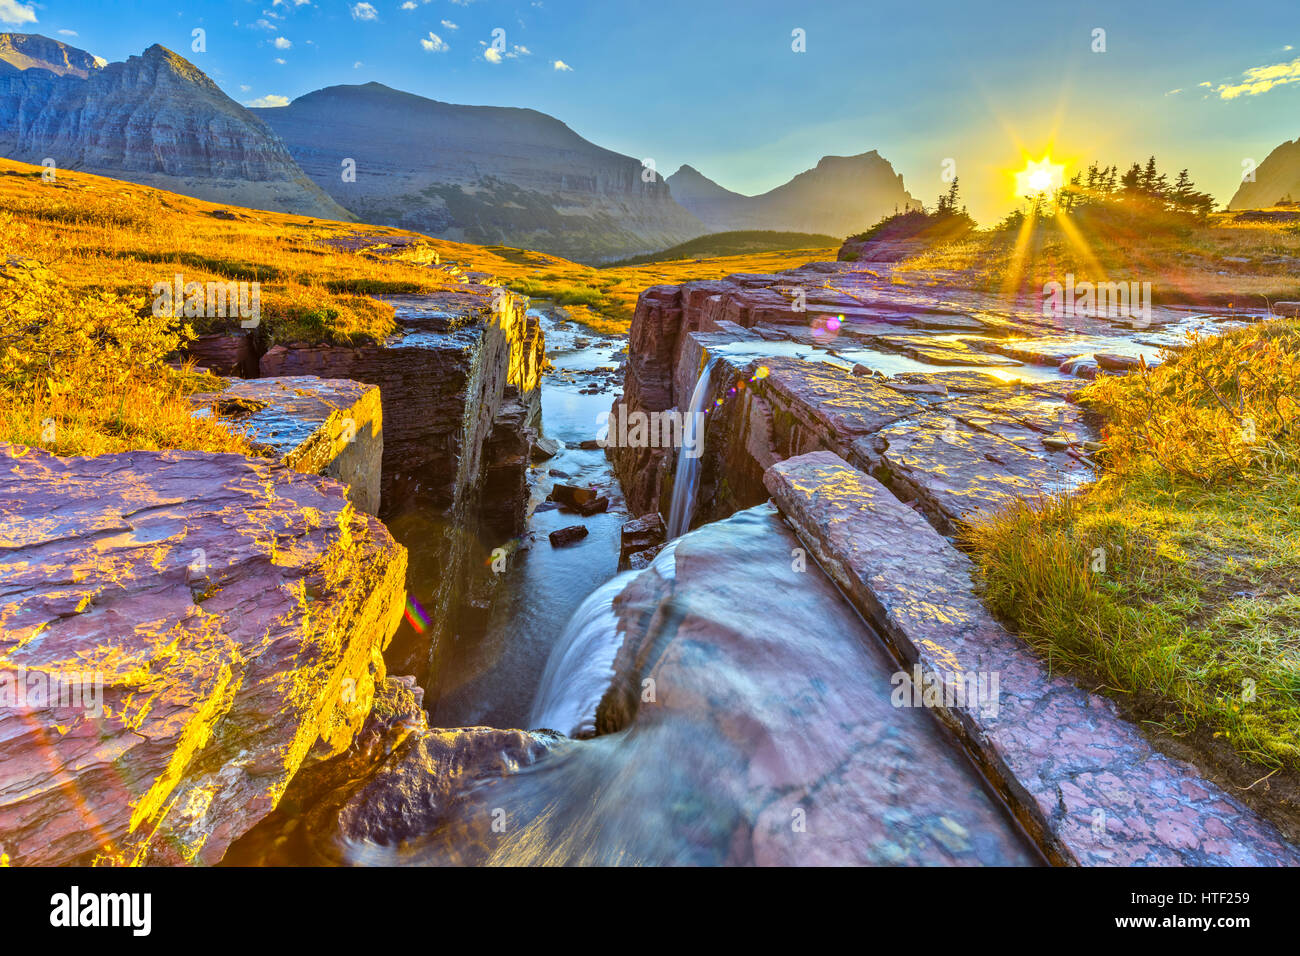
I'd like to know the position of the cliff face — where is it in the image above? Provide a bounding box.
[1230,136,1300,209]
[257,287,544,686]
[253,83,708,263]
[666,152,917,237]
[0,34,351,219]
[0,444,408,866]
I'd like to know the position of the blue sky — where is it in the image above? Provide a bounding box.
[7,0,1300,222]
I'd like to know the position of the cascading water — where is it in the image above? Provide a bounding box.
[666,355,719,539]
[527,570,635,738]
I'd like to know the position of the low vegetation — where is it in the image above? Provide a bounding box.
[603,230,838,267]
[0,158,835,452]
[966,320,1300,775]
[894,158,1300,306]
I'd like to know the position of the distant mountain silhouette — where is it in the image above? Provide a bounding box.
[1230,137,1300,209]
[0,33,351,219]
[667,153,918,236]
[253,82,708,263]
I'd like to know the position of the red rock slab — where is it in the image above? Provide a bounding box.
[0,444,407,865]
[764,450,1300,866]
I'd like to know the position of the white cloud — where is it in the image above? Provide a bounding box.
[253,18,276,31]
[57,29,77,37]
[421,32,448,53]
[1164,88,1181,96]
[353,60,363,69]
[0,0,37,26]
[441,19,458,29]
[400,1,416,8]
[240,83,252,92]
[245,94,290,108]
[274,57,286,65]
[484,47,502,64]
[553,60,573,72]
[350,2,379,21]
[1212,57,1300,100]
[273,37,292,49]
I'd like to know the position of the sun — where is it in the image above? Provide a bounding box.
[1014,155,1065,198]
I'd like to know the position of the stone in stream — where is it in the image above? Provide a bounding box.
[548,525,589,547]
[763,450,1300,866]
[530,435,561,461]
[0,444,408,866]
[549,483,599,509]
[1094,351,1147,372]
[618,512,667,570]
[573,495,610,517]
[223,675,563,865]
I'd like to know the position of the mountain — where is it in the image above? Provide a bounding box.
[253,82,707,263]
[1229,137,1300,209]
[0,34,350,220]
[667,153,917,236]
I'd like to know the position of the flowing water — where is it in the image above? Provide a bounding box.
[666,355,719,539]
[336,505,1040,865]
[428,306,628,729]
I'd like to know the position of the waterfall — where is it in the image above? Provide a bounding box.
[666,356,718,539]
[527,570,637,738]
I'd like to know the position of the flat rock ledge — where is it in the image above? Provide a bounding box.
[765,451,1300,866]
[0,443,408,865]
[191,376,383,516]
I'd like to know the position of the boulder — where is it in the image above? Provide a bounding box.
[618,512,666,570]
[191,376,382,515]
[548,525,589,547]
[0,444,407,866]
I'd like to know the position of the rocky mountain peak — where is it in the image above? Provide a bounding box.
[0,32,104,77]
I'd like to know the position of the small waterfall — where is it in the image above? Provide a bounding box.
[666,356,719,539]
[527,570,637,738]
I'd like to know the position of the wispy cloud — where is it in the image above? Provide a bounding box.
[57,28,77,37]
[1208,56,1300,99]
[441,19,459,30]
[553,60,573,72]
[421,32,449,53]
[0,0,37,26]
[350,2,379,21]
[245,94,290,108]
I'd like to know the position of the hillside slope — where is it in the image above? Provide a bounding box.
[254,82,707,264]
[0,33,351,220]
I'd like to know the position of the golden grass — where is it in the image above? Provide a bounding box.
[965,321,1300,771]
[899,207,1300,307]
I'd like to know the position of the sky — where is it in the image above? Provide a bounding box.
[5,0,1300,223]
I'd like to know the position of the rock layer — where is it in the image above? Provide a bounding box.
[191,376,383,516]
[0,444,407,866]
[259,289,543,684]
[763,451,1300,865]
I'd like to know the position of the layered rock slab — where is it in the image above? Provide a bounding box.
[0,444,407,865]
[764,451,1300,865]
[191,376,382,516]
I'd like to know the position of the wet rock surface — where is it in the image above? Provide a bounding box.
[611,256,1251,534]
[0,444,407,866]
[764,451,1300,866]
[223,675,563,865]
